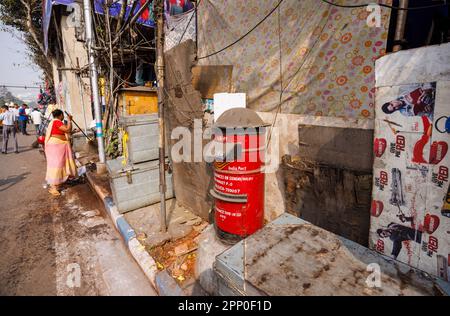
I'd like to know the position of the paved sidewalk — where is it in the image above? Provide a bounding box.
[0,132,156,296]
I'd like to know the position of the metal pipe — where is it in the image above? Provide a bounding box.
[156,0,167,232]
[76,58,89,138]
[83,0,106,164]
[393,0,409,52]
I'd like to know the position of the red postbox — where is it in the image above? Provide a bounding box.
[210,108,267,243]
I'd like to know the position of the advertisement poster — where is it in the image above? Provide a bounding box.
[370,81,450,281]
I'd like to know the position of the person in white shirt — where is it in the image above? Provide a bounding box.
[0,105,19,154]
[13,104,20,117]
[31,108,43,135]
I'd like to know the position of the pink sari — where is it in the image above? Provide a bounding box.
[45,120,77,185]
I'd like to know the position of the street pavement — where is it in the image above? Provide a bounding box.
[0,128,156,296]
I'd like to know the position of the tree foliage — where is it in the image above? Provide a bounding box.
[0,0,54,85]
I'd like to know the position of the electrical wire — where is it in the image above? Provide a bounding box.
[267,2,336,147]
[0,85,41,89]
[321,0,448,10]
[267,4,284,148]
[198,0,285,60]
[177,0,203,45]
[177,8,196,45]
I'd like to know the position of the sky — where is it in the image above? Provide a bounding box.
[0,24,43,103]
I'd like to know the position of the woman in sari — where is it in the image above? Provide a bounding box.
[45,109,77,196]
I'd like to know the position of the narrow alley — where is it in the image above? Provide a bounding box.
[0,132,156,296]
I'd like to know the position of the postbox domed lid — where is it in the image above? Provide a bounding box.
[214,108,269,129]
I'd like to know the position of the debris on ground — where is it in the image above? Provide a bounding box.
[147,222,208,286]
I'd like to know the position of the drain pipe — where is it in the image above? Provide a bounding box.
[393,0,409,52]
[83,0,106,166]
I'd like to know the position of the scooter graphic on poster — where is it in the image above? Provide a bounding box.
[390,168,405,207]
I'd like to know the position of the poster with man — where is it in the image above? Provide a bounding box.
[381,82,436,119]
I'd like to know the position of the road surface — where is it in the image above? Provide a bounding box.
[0,130,156,296]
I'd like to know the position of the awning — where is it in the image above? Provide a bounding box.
[93,0,155,28]
[43,0,76,55]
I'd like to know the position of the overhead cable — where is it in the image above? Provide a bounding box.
[321,0,448,10]
[198,0,285,60]
[0,85,41,89]
[177,0,203,45]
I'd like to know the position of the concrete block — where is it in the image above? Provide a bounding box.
[116,217,136,245]
[215,213,437,296]
[435,279,450,296]
[195,225,231,295]
[103,196,114,217]
[155,270,185,296]
[106,201,122,231]
[128,238,158,289]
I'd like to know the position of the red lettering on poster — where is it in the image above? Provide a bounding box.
[438,166,449,182]
[379,171,388,186]
[428,236,439,253]
[375,239,385,253]
[396,135,406,152]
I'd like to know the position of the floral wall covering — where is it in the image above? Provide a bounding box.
[197,0,392,120]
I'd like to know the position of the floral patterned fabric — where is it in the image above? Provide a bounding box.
[197,0,392,120]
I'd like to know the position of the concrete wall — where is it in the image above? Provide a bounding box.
[257,112,374,245]
[258,113,373,213]
[51,15,93,129]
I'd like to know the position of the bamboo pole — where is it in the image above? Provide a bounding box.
[156,0,167,232]
[393,0,409,52]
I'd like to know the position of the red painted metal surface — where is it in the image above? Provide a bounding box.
[213,130,266,240]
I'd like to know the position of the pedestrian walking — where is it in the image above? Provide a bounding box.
[44,109,77,196]
[31,108,43,135]
[0,105,19,154]
[18,104,29,135]
[25,106,32,125]
[13,104,20,117]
